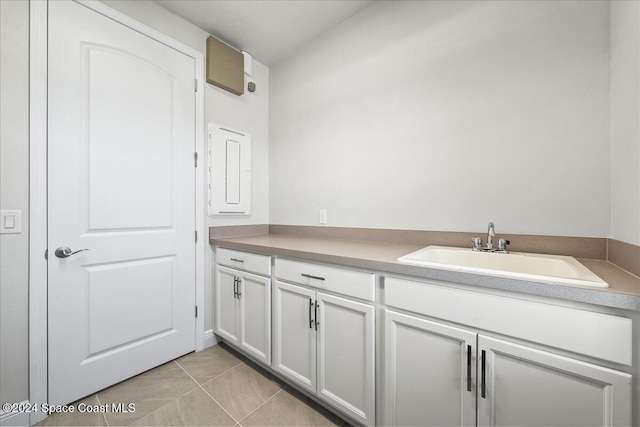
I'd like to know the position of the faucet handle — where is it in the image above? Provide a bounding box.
[471,237,482,250]
[498,239,511,251]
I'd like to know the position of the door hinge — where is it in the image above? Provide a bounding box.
[194,79,198,92]
[194,152,198,167]
[195,305,198,317]
[195,230,198,243]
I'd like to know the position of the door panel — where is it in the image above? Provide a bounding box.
[86,257,174,354]
[239,272,271,364]
[385,310,477,427]
[214,267,240,343]
[86,45,175,230]
[273,281,316,392]
[317,293,375,425]
[477,335,632,427]
[48,0,196,405]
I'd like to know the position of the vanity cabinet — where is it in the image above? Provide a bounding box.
[384,277,633,427]
[214,249,271,365]
[273,259,375,426]
[212,243,636,427]
[385,309,632,427]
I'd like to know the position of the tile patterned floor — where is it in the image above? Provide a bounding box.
[37,343,346,426]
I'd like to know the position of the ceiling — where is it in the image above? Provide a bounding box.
[155,0,375,66]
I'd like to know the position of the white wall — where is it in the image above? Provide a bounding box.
[102,1,269,332]
[610,1,640,246]
[0,0,30,407]
[269,0,611,237]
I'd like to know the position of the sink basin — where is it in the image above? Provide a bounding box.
[397,246,608,288]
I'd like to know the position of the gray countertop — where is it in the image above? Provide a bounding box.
[210,233,640,311]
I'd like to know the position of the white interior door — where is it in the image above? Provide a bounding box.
[48,0,196,405]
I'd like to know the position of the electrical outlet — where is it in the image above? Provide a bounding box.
[319,209,328,225]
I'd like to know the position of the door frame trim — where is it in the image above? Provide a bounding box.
[29,1,48,423]
[29,1,205,423]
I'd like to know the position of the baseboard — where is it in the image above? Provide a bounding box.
[203,329,218,348]
[0,401,30,427]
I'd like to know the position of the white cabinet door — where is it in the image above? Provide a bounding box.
[214,266,240,344]
[385,310,477,427]
[273,281,317,393]
[239,271,271,365]
[477,335,632,427]
[317,293,375,426]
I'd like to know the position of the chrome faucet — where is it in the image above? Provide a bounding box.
[487,222,495,249]
[471,222,510,253]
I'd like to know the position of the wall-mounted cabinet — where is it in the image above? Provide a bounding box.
[208,123,251,216]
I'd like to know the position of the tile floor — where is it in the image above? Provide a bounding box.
[37,343,347,426]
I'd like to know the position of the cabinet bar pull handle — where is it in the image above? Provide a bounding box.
[236,278,241,298]
[467,345,472,392]
[481,350,486,399]
[301,273,325,281]
[230,258,244,263]
[233,277,237,299]
[314,300,319,331]
[309,299,313,329]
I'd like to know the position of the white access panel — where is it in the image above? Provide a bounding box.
[208,123,251,215]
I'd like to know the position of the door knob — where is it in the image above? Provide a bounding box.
[55,246,89,258]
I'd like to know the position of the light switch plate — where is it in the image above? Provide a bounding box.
[319,209,328,225]
[1,210,22,234]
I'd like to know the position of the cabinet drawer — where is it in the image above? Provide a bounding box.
[216,248,271,276]
[385,277,632,366]
[275,258,375,302]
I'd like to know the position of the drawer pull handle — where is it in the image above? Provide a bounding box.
[466,345,472,392]
[481,350,486,399]
[230,258,244,263]
[309,299,313,329]
[301,273,325,281]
